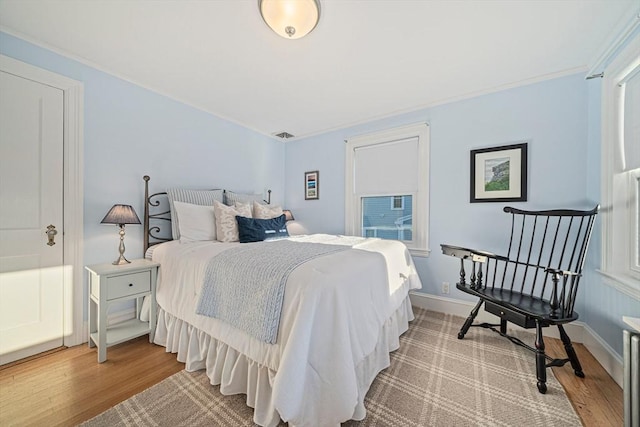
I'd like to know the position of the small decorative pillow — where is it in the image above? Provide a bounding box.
[166,188,224,240]
[235,201,252,213]
[236,214,289,243]
[214,200,252,242]
[253,201,283,219]
[173,201,216,243]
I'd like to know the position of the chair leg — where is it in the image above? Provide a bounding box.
[558,324,585,378]
[535,320,547,394]
[458,299,483,339]
[500,319,507,334]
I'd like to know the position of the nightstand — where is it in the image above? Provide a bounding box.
[86,259,159,363]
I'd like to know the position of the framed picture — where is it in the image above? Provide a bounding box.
[470,142,528,203]
[305,170,319,200]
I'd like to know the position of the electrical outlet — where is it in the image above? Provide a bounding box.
[442,282,450,294]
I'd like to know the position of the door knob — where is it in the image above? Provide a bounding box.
[46,224,58,246]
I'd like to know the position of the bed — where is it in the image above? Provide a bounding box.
[142,176,422,426]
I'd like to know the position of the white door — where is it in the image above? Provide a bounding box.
[0,70,65,365]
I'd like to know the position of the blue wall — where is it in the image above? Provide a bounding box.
[285,72,638,356]
[0,32,285,312]
[286,73,590,292]
[2,30,637,358]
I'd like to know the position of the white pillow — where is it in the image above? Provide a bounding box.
[173,201,216,243]
[214,200,252,242]
[253,201,283,219]
[166,188,224,240]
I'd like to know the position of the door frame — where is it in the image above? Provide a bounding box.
[0,54,84,348]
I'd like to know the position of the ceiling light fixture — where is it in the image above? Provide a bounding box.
[259,0,321,39]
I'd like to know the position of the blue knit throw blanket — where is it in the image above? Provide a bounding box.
[196,239,350,344]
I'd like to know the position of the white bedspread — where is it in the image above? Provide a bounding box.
[151,234,422,426]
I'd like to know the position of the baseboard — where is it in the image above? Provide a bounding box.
[80,321,88,345]
[580,322,624,387]
[409,291,624,387]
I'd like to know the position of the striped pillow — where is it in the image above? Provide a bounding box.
[224,191,265,207]
[166,188,224,240]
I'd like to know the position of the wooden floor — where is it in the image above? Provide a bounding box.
[0,335,623,427]
[0,337,183,427]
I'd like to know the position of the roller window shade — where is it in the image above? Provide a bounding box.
[354,137,419,195]
[623,67,640,171]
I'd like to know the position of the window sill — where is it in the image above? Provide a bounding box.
[409,248,431,258]
[596,269,640,300]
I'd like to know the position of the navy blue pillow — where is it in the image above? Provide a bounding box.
[236,214,289,243]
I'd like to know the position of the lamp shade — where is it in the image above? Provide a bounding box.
[259,0,320,39]
[100,204,141,226]
[283,209,295,221]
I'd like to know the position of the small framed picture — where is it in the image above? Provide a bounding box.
[305,170,319,200]
[470,142,528,203]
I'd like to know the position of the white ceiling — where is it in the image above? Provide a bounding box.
[0,0,636,140]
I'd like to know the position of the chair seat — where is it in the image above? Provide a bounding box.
[456,283,579,324]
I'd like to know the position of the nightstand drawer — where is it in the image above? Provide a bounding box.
[106,271,151,299]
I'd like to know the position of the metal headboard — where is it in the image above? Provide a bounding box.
[143,175,171,255]
[142,175,272,255]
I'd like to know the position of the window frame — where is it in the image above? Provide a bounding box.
[629,168,640,275]
[599,32,640,299]
[345,122,430,257]
[390,195,405,210]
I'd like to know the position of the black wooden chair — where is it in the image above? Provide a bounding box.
[441,205,599,393]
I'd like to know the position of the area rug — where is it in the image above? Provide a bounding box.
[81,308,581,426]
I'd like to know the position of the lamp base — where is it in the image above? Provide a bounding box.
[112,225,131,265]
[112,254,131,265]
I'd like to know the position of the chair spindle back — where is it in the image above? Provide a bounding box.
[480,206,598,318]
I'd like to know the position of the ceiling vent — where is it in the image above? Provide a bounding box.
[274,131,295,140]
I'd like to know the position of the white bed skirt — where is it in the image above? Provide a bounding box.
[154,296,415,427]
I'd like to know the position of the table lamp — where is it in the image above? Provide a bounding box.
[101,204,141,265]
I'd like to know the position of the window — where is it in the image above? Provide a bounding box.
[345,123,429,256]
[600,31,640,298]
[362,195,412,240]
[391,195,405,210]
